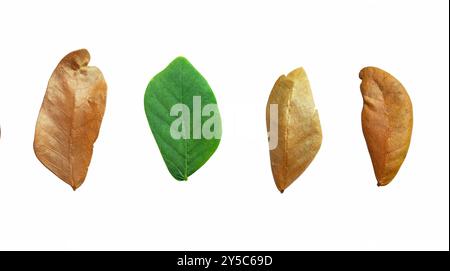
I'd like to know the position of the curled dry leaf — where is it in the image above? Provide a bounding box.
[359,66,413,186]
[34,49,107,190]
[266,67,322,193]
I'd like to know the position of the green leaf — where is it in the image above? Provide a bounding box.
[144,57,222,181]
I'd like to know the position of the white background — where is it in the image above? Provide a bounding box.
[0,0,448,251]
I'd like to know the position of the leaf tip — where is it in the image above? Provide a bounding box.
[170,56,193,69]
[173,55,189,63]
[62,48,91,70]
[377,178,393,187]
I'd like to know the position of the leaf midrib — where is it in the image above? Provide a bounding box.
[180,63,188,180]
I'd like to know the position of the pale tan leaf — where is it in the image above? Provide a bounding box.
[33,49,107,190]
[266,67,322,193]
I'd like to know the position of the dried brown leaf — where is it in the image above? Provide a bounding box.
[266,67,322,193]
[360,66,413,186]
[33,49,107,190]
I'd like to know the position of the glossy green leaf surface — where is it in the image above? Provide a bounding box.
[144,57,221,181]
